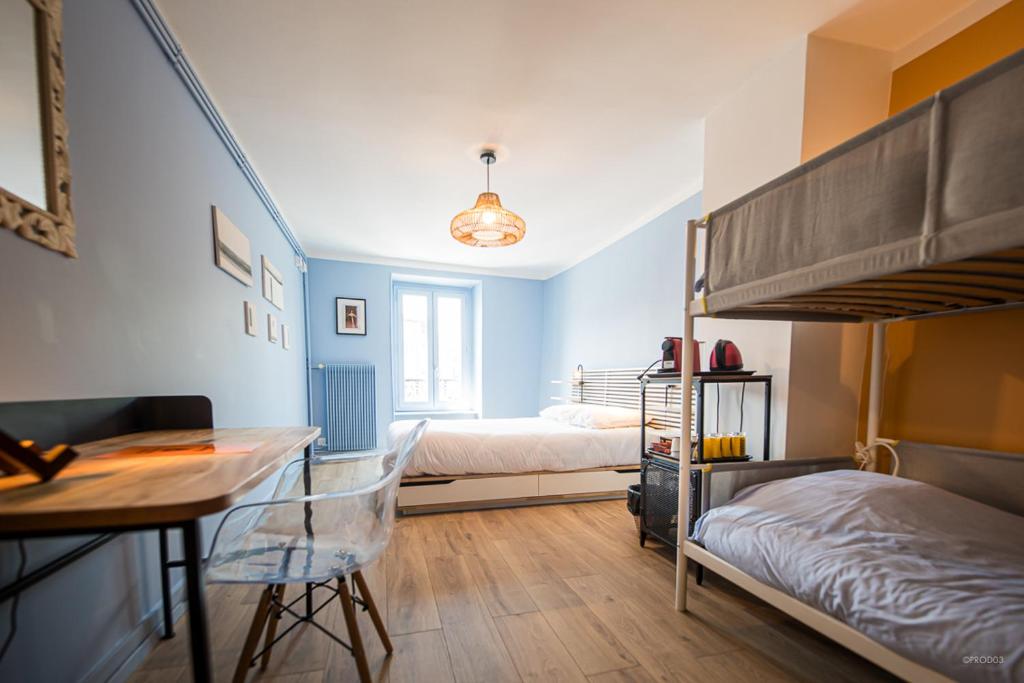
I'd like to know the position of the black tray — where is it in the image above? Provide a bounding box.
[645,451,752,464]
[694,370,756,376]
[692,454,752,463]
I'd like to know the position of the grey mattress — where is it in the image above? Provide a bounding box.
[701,48,1024,317]
[693,469,1024,682]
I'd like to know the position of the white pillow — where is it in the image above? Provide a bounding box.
[573,405,645,429]
[540,404,644,429]
[539,404,585,423]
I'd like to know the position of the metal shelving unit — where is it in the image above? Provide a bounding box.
[637,372,772,549]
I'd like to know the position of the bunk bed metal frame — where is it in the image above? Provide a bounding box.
[675,47,1024,682]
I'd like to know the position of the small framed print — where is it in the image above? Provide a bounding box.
[268,314,279,343]
[261,255,284,310]
[282,324,291,350]
[336,297,366,335]
[212,207,253,286]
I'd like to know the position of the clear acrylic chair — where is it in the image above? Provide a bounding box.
[206,419,428,683]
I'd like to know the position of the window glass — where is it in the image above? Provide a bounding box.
[401,293,429,404]
[436,296,463,404]
[393,285,474,412]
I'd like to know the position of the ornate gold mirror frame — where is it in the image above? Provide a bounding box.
[0,0,75,257]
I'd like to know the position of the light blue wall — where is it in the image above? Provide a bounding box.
[538,193,703,402]
[537,191,782,460]
[0,0,307,680]
[308,258,544,443]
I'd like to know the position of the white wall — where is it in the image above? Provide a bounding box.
[700,32,897,460]
[697,37,813,459]
[702,36,808,213]
[694,315,792,460]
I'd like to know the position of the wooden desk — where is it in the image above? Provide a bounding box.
[0,427,320,532]
[0,426,320,682]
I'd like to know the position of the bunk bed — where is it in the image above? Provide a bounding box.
[676,48,1024,683]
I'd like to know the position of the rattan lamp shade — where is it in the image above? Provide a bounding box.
[450,191,526,247]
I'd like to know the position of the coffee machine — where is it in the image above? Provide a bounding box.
[659,337,701,373]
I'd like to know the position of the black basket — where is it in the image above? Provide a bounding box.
[626,484,641,514]
[640,458,702,547]
[626,484,641,530]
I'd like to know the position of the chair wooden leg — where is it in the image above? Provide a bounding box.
[259,584,287,671]
[232,585,274,683]
[338,576,372,683]
[352,570,393,654]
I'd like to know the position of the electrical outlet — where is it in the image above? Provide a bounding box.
[316,437,327,447]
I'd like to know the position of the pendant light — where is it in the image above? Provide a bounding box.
[450,151,526,247]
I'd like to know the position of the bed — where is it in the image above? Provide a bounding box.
[692,468,1024,682]
[672,47,1024,682]
[390,417,644,477]
[393,367,684,513]
[696,47,1023,323]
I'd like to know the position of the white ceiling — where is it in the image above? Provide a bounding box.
[155,0,976,279]
[815,0,991,52]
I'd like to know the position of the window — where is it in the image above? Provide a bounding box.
[393,283,474,412]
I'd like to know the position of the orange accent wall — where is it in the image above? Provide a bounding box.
[889,0,1024,113]
[876,0,1024,453]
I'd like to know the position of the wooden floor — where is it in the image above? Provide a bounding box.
[131,500,895,682]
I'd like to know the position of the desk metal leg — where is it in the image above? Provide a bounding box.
[303,443,314,619]
[181,520,212,683]
[158,528,175,639]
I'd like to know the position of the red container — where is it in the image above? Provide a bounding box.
[709,339,744,371]
[663,337,701,373]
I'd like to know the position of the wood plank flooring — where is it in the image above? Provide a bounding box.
[130,500,895,682]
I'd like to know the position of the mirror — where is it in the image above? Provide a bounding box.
[0,0,45,208]
[0,0,76,257]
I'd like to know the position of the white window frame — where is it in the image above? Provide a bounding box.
[393,283,474,413]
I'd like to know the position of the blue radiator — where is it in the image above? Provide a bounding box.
[322,363,376,451]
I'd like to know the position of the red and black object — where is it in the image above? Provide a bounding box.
[709,339,744,372]
[660,337,701,373]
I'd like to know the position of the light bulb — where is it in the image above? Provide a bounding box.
[482,211,497,224]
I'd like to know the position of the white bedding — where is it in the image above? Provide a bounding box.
[389,417,645,477]
[693,470,1024,683]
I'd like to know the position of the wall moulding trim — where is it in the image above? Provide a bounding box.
[305,249,550,280]
[130,0,306,259]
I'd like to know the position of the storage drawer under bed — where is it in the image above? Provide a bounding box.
[397,468,639,512]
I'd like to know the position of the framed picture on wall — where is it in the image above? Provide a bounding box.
[211,207,253,286]
[337,297,366,335]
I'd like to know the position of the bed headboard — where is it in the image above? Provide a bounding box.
[569,367,694,433]
[894,441,1024,517]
